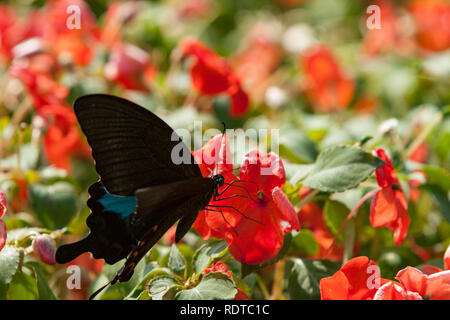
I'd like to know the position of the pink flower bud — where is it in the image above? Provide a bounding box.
[33,234,56,265]
[0,191,7,219]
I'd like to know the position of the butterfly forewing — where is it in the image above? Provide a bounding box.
[74,94,202,196]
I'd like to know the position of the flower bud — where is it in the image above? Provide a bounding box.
[32,234,56,265]
[0,220,6,251]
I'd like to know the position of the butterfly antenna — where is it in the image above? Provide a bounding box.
[213,122,227,176]
[88,281,111,300]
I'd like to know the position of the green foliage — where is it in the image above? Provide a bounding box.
[302,146,384,192]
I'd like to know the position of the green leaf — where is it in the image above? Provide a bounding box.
[421,166,450,192]
[323,200,349,236]
[29,182,78,229]
[175,272,237,300]
[169,244,186,277]
[241,233,292,278]
[292,230,319,256]
[279,129,318,164]
[148,276,179,300]
[192,240,228,275]
[1,144,39,171]
[302,145,384,192]
[288,258,340,300]
[7,271,39,300]
[0,246,20,286]
[420,184,450,223]
[26,261,57,300]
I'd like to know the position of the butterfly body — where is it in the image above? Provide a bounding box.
[55,94,225,292]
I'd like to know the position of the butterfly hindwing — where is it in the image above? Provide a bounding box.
[55,182,137,265]
[113,178,215,283]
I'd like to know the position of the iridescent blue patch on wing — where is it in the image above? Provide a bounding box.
[98,187,137,219]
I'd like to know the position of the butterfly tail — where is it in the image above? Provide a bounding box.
[55,237,91,264]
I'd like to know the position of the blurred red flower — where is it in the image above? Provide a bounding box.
[101,2,140,47]
[410,0,450,52]
[11,64,89,172]
[40,104,90,172]
[192,135,299,265]
[10,64,69,111]
[45,0,98,66]
[104,42,157,92]
[370,149,410,245]
[0,6,45,60]
[301,46,355,112]
[179,37,249,117]
[234,35,282,100]
[298,186,344,261]
[362,0,414,56]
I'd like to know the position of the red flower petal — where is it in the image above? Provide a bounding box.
[239,151,285,197]
[227,201,284,265]
[370,187,400,227]
[320,269,350,300]
[370,187,409,245]
[203,261,232,278]
[445,244,450,270]
[0,220,6,252]
[320,256,382,300]
[396,267,427,297]
[192,134,233,177]
[0,191,7,219]
[272,186,300,232]
[373,149,396,188]
[373,282,422,300]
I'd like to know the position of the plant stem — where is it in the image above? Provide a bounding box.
[295,189,319,211]
[270,259,285,300]
[406,112,443,158]
[325,189,379,257]
[255,274,270,300]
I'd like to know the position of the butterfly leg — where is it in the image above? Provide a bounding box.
[206,204,264,226]
[204,206,239,236]
[215,182,258,201]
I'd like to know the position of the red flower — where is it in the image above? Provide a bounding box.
[40,104,90,172]
[101,2,140,47]
[10,64,69,111]
[320,257,388,300]
[375,267,450,300]
[104,42,157,92]
[361,1,414,56]
[193,135,299,265]
[0,190,7,251]
[45,0,98,66]
[370,149,410,245]
[322,253,450,300]
[298,187,344,261]
[300,46,355,112]
[234,36,282,99]
[410,0,450,52]
[0,6,45,59]
[179,37,249,117]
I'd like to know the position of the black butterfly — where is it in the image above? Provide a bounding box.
[55,94,254,298]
